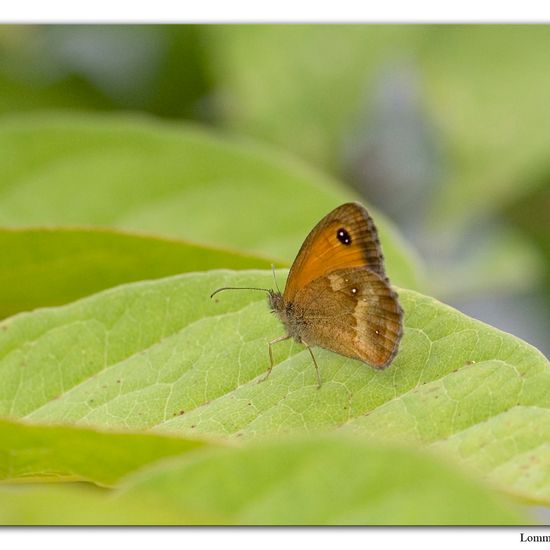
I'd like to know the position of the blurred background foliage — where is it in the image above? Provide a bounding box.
[0,24,549,357]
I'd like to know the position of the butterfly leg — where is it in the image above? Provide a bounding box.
[303,342,322,389]
[259,334,291,383]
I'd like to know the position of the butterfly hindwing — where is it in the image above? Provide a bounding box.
[283,202,387,302]
[291,267,403,368]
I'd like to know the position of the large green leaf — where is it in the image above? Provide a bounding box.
[204,25,418,170]
[0,227,275,318]
[0,417,213,486]
[0,270,548,503]
[420,26,550,227]
[0,113,419,289]
[0,436,527,525]
[0,485,190,525]
[120,436,527,525]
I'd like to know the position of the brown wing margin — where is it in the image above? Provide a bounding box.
[283,202,388,302]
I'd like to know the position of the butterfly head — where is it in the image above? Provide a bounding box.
[267,289,285,314]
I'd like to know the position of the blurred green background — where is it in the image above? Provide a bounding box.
[1,24,549,357]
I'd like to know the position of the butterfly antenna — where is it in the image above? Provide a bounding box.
[210,286,271,299]
[271,264,281,293]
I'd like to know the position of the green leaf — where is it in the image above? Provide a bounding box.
[0,485,192,525]
[0,25,113,115]
[421,26,550,227]
[0,26,210,119]
[0,417,213,486]
[0,436,528,525]
[205,26,550,225]
[119,436,527,525]
[204,25,418,170]
[0,112,419,289]
[0,227,275,318]
[0,270,548,503]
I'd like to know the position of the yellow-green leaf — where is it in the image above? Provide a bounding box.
[0,113,419,289]
[0,436,528,525]
[0,227,274,318]
[0,417,213,486]
[0,270,548,504]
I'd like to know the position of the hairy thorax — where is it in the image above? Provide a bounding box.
[267,290,305,343]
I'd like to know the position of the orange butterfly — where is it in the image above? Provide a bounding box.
[212,202,403,387]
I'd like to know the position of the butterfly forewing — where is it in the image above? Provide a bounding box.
[283,202,388,303]
[292,267,402,367]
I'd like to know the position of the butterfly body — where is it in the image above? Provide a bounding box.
[269,202,403,370]
[267,289,305,344]
[211,202,403,385]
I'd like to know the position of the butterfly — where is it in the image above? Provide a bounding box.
[211,202,403,387]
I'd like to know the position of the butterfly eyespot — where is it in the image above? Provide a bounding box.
[336,228,352,245]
